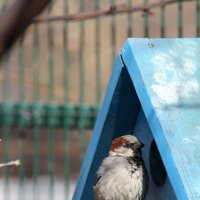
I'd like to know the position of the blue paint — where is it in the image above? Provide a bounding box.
[122,38,200,200]
[134,109,177,199]
[73,55,140,199]
[74,39,200,200]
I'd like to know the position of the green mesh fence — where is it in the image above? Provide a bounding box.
[0,0,199,199]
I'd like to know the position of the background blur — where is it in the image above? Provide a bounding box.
[0,0,198,199]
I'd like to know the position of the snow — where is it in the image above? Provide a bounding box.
[150,45,200,107]
[0,177,75,200]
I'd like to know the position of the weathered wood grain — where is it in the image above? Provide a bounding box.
[122,38,200,200]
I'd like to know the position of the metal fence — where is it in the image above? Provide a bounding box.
[0,0,199,199]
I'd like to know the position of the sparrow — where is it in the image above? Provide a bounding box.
[93,135,148,200]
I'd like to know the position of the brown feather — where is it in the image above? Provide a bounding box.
[110,137,128,151]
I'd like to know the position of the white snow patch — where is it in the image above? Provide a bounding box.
[150,44,199,106]
[0,177,76,200]
[153,73,167,85]
[151,82,179,104]
[182,80,199,98]
[182,137,193,143]
[181,60,196,75]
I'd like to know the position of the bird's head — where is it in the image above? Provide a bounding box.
[109,135,144,157]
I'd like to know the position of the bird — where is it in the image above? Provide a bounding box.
[93,134,148,200]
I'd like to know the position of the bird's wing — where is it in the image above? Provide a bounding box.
[94,174,101,187]
[142,164,149,199]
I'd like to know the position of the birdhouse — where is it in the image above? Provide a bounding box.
[73,38,200,200]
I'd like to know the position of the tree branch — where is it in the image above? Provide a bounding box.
[0,159,21,168]
[0,139,20,169]
[33,0,193,23]
[0,0,52,59]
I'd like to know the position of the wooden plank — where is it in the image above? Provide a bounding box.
[134,109,177,200]
[73,55,141,199]
[122,38,200,200]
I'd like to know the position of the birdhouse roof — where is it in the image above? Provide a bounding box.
[122,38,200,200]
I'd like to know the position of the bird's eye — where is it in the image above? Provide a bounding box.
[124,142,133,148]
[124,142,143,149]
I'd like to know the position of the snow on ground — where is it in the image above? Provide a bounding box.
[0,177,75,200]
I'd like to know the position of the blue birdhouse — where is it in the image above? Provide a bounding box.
[73,38,200,200]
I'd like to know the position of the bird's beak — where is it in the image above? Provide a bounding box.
[140,142,144,148]
[135,141,144,149]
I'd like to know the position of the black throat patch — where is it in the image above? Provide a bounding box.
[127,152,143,170]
